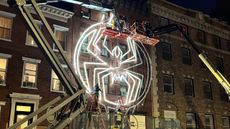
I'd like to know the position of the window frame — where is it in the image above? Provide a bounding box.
[220,87,229,102]
[213,35,221,49]
[53,25,68,52]
[21,57,41,89]
[222,116,230,128]
[9,93,41,127]
[203,81,213,100]
[204,114,215,129]
[182,47,191,65]
[0,53,11,86]
[50,69,65,93]
[184,78,194,97]
[101,39,109,57]
[186,112,197,129]
[0,101,6,122]
[161,42,172,61]
[0,11,15,42]
[163,74,174,94]
[25,20,42,47]
[196,29,206,44]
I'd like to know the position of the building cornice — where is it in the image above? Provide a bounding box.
[151,3,230,40]
[29,5,74,23]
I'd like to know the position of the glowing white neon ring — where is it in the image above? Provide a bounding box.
[73,21,152,111]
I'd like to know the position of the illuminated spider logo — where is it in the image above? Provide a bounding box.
[73,19,152,112]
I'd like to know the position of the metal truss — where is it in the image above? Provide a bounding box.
[7,0,86,128]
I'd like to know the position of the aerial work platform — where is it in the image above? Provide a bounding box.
[102,28,160,46]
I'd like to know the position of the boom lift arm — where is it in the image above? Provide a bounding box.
[7,0,86,129]
[151,24,230,95]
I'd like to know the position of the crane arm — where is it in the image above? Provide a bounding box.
[7,0,86,128]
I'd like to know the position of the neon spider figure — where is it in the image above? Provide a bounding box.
[73,15,152,112]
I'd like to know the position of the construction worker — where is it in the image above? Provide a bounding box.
[114,109,122,129]
[142,20,153,38]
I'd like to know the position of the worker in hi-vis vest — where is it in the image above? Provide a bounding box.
[113,109,122,129]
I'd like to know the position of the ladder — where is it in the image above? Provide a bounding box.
[7,0,86,128]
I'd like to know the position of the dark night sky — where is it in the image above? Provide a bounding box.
[167,0,230,24]
[167,0,216,14]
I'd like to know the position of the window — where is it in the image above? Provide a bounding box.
[80,32,89,53]
[220,87,228,102]
[80,68,89,84]
[182,48,191,65]
[51,70,64,92]
[14,102,34,129]
[53,25,68,51]
[119,44,128,60]
[205,114,214,129]
[227,42,230,52]
[103,73,109,94]
[22,57,40,89]
[222,117,230,129]
[101,39,109,57]
[215,57,224,74]
[0,15,13,40]
[161,42,172,61]
[186,113,197,129]
[0,101,6,122]
[160,17,169,26]
[163,74,174,94]
[120,75,128,97]
[213,36,221,49]
[203,81,212,100]
[26,21,41,47]
[197,30,205,43]
[0,57,8,86]
[81,7,90,19]
[9,93,41,128]
[184,78,194,97]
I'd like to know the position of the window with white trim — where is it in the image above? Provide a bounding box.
[205,114,215,129]
[9,93,41,128]
[53,25,68,51]
[25,20,41,47]
[0,57,8,86]
[0,53,11,86]
[186,113,197,129]
[14,102,34,128]
[51,70,64,92]
[0,15,13,40]
[22,57,40,89]
[222,117,230,129]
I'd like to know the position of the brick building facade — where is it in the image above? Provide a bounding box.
[0,0,229,129]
